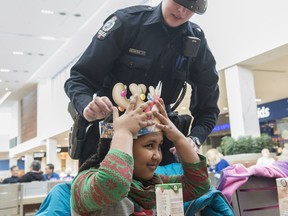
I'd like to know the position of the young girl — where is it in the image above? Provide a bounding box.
[71,96,210,215]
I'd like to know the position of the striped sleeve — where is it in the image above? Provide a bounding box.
[71,149,134,215]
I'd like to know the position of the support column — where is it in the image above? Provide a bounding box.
[9,157,17,167]
[46,138,58,170]
[24,153,33,172]
[224,65,260,138]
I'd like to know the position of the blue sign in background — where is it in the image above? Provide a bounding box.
[212,98,288,132]
[258,98,288,123]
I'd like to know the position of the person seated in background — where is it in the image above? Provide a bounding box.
[256,148,275,166]
[43,163,60,181]
[206,148,230,179]
[70,96,210,215]
[18,160,45,182]
[62,167,74,181]
[0,165,20,184]
[277,144,288,162]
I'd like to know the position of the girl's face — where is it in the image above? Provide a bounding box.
[133,132,163,181]
[162,0,194,27]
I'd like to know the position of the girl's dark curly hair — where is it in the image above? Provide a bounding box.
[78,138,112,172]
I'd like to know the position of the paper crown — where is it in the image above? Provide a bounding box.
[99,81,162,139]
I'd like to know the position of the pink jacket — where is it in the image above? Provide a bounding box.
[217,161,288,202]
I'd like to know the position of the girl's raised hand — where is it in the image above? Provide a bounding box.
[153,99,186,143]
[113,95,155,136]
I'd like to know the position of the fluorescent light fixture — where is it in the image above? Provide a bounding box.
[0,91,11,105]
[0,68,10,72]
[13,51,24,55]
[41,9,54,15]
[255,98,262,102]
[40,36,56,40]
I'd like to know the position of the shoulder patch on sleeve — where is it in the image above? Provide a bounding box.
[96,16,122,41]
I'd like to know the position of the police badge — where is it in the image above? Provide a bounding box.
[96,16,121,40]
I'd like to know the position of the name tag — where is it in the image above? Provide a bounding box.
[129,48,146,56]
[156,183,184,216]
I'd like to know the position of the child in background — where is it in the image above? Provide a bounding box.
[206,148,230,179]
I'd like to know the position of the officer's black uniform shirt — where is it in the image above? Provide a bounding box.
[64,3,220,144]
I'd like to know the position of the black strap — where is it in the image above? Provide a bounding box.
[171,57,191,112]
[171,82,187,111]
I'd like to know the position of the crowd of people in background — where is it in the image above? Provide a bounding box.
[0,161,74,184]
[1,145,287,185]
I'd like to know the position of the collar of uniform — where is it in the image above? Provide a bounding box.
[143,3,163,26]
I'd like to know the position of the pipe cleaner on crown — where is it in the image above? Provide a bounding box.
[99,81,163,139]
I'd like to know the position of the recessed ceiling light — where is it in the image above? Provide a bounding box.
[41,9,54,15]
[40,36,56,40]
[13,51,24,55]
[0,69,10,72]
[5,87,9,91]
[0,80,2,82]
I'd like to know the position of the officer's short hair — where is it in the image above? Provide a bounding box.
[31,160,41,171]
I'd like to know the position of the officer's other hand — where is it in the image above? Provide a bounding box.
[83,96,113,122]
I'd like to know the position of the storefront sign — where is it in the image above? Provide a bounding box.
[258,98,288,123]
[212,98,288,132]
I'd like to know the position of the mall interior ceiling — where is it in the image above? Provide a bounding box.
[0,0,288,151]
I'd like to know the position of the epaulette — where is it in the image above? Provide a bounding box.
[120,5,154,14]
[189,22,205,38]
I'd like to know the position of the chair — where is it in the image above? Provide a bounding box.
[0,183,22,216]
[21,181,48,198]
[47,180,67,192]
[231,176,280,216]
[21,181,48,215]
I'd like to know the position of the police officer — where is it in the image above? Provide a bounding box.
[64,0,219,165]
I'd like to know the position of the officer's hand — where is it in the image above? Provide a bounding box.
[83,96,113,122]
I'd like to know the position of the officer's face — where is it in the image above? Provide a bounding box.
[162,0,194,27]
